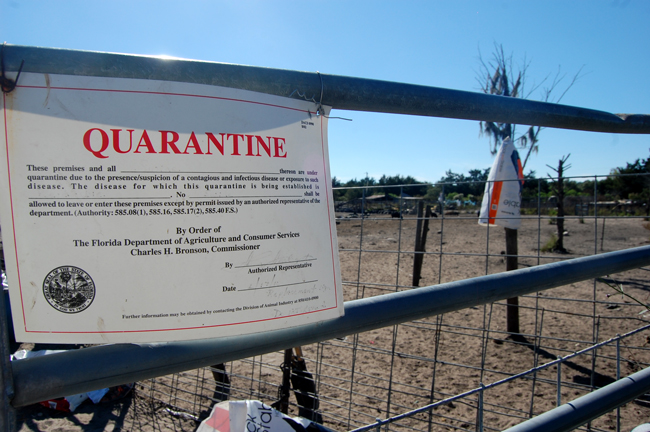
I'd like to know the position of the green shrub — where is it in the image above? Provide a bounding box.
[541,234,558,252]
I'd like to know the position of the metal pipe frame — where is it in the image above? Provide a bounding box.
[2,45,649,134]
[503,365,650,432]
[10,245,650,407]
[0,290,15,431]
[3,46,650,429]
[349,327,650,432]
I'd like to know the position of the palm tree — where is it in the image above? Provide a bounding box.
[476,44,581,335]
[477,43,583,168]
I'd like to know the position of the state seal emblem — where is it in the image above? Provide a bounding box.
[43,266,95,313]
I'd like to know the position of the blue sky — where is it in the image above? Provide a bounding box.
[1,0,648,183]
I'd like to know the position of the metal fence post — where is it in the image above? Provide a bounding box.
[556,356,562,407]
[0,289,16,432]
[616,336,621,432]
[477,383,484,432]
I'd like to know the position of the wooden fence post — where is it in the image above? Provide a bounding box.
[413,203,431,287]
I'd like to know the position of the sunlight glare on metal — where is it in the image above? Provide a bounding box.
[152,54,184,61]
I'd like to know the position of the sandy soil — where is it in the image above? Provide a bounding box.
[13,213,650,432]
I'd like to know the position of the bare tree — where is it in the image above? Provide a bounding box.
[547,154,572,253]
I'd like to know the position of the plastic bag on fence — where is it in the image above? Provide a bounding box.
[39,393,91,413]
[198,400,332,432]
[478,137,524,230]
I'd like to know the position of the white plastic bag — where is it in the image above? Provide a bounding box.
[198,400,329,432]
[478,138,524,229]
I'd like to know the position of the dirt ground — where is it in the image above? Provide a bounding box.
[13,213,650,432]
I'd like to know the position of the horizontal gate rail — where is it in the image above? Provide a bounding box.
[503,366,650,432]
[9,245,650,407]
[349,326,650,432]
[2,45,649,134]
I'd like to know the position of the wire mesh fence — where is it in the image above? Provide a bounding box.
[19,174,650,432]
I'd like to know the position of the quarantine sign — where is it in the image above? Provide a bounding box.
[0,72,343,343]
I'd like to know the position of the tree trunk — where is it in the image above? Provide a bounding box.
[556,163,565,251]
[505,227,520,334]
[412,202,431,287]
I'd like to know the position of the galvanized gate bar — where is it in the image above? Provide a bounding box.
[503,366,650,432]
[0,290,15,431]
[2,44,649,134]
[9,245,650,407]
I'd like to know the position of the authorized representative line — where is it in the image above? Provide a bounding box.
[236,258,317,269]
[239,280,318,292]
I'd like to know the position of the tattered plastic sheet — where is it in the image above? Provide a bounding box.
[478,138,524,229]
[198,400,332,432]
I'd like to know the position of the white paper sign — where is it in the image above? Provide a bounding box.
[0,73,343,343]
[478,138,524,230]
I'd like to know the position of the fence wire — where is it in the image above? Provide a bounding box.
[15,174,650,432]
